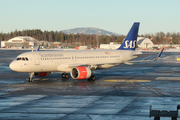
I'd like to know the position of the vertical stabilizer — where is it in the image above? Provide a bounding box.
[37,45,40,51]
[117,22,140,50]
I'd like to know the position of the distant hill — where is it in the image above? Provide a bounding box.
[61,27,121,36]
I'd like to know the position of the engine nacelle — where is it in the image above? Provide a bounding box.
[34,72,51,77]
[70,66,92,79]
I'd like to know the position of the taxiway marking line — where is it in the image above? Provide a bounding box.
[104,80,151,82]
[156,77,180,80]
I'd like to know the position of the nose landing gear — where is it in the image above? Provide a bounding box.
[29,72,34,82]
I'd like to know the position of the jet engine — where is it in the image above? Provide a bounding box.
[70,66,92,79]
[34,72,51,77]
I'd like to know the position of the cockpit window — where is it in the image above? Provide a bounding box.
[16,58,21,60]
[16,57,29,61]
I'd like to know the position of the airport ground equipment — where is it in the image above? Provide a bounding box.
[149,105,180,120]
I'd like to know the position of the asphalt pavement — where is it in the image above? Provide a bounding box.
[1,49,180,120]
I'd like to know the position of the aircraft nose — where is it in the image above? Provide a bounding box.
[9,62,15,71]
[9,61,18,71]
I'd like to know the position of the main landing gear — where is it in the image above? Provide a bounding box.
[88,75,96,81]
[29,72,34,82]
[61,73,69,79]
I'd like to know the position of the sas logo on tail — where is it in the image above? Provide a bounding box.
[123,40,136,48]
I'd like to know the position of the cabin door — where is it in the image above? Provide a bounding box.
[33,53,40,65]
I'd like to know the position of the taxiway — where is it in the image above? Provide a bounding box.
[0,50,180,119]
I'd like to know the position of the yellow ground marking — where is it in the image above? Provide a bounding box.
[177,58,180,61]
[41,79,49,81]
[33,78,48,81]
[156,77,180,80]
[104,80,151,83]
[33,78,41,81]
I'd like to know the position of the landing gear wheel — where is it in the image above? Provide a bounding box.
[172,117,177,120]
[88,75,96,81]
[61,73,69,79]
[61,73,65,78]
[29,77,33,82]
[154,116,160,120]
[65,73,69,79]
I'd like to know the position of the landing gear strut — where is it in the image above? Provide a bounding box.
[29,72,34,82]
[61,73,69,79]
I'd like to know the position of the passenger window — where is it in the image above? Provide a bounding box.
[22,58,25,61]
[25,58,28,61]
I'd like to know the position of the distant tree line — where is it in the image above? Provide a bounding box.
[0,29,124,47]
[141,32,180,44]
[1,29,180,47]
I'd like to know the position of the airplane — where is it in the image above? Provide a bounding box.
[9,22,164,82]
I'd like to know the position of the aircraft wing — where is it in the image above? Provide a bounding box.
[68,62,122,68]
[132,52,160,57]
[68,48,164,67]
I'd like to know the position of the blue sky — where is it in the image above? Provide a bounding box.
[0,0,180,35]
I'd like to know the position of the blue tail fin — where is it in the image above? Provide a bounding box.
[37,45,40,51]
[117,22,140,50]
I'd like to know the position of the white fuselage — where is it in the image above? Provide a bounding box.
[9,49,140,73]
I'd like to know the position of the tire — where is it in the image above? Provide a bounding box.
[61,73,65,78]
[65,73,69,79]
[91,75,95,81]
[154,116,160,120]
[29,78,33,82]
[172,117,177,120]
[88,75,96,81]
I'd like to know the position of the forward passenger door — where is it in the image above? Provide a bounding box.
[33,53,40,65]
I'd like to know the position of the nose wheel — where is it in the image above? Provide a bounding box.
[29,72,34,82]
